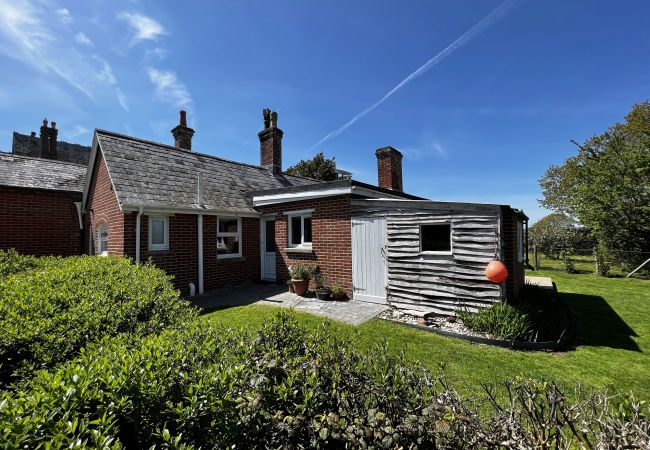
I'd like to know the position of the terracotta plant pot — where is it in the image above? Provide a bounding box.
[292,279,310,296]
[332,291,347,301]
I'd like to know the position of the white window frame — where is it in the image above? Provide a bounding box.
[286,210,313,249]
[96,224,109,256]
[217,216,242,259]
[419,223,453,255]
[148,216,170,251]
[517,221,524,262]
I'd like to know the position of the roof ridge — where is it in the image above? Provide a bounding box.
[95,128,323,180]
[0,152,88,168]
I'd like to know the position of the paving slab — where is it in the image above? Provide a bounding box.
[190,282,388,325]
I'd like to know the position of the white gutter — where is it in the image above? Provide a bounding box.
[251,185,407,207]
[135,206,144,263]
[73,202,83,229]
[198,214,204,294]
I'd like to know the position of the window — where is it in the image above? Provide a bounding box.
[517,221,524,262]
[148,216,169,251]
[218,217,241,258]
[96,224,108,256]
[420,224,452,254]
[287,211,312,248]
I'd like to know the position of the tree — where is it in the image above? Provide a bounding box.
[539,101,650,269]
[286,152,337,181]
[529,213,583,259]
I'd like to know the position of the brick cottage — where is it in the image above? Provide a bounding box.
[1,110,528,315]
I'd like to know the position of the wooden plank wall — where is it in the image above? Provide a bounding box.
[351,199,504,316]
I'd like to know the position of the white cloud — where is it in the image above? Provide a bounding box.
[118,12,166,43]
[145,46,167,60]
[147,67,192,109]
[65,124,89,140]
[0,0,123,100]
[74,31,93,47]
[55,8,72,24]
[116,87,129,112]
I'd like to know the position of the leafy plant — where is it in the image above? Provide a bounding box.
[0,254,196,385]
[330,284,344,296]
[459,303,533,342]
[289,263,314,281]
[562,251,576,273]
[285,151,337,181]
[0,249,45,277]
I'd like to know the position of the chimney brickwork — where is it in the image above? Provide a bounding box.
[375,146,403,191]
[39,118,58,160]
[171,110,195,150]
[259,108,283,174]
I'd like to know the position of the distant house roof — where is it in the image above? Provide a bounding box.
[90,130,323,214]
[12,132,91,165]
[0,152,86,193]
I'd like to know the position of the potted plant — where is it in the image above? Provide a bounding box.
[314,273,330,300]
[289,264,313,296]
[330,283,347,301]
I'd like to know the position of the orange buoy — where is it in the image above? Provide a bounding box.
[485,260,508,283]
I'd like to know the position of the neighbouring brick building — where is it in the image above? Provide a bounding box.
[2,109,527,315]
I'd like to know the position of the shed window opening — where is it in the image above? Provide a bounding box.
[288,213,312,248]
[96,225,108,256]
[218,217,241,258]
[420,224,452,253]
[148,217,169,251]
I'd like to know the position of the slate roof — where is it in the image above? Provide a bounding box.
[12,132,91,165]
[95,130,322,214]
[0,152,86,193]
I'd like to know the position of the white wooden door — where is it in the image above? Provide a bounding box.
[261,218,276,281]
[352,217,387,304]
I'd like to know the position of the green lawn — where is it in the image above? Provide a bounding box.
[203,262,650,399]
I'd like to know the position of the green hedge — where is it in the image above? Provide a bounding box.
[0,249,45,277]
[1,311,647,449]
[0,254,196,384]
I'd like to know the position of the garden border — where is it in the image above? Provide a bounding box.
[381,282,575,352]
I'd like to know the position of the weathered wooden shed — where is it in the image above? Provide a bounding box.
[351,198,527,316]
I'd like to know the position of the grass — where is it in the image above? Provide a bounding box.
[203,257,650,399]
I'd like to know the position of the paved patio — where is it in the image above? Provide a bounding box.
[191,282,388,325]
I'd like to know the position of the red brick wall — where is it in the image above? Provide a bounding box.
[0,186,81,256]
[501,206,525,301]
[86,152,125,256]
[258,127,283,173]
[258,195,353,297]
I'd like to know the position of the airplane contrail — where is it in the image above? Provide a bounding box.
[308,0,525,151]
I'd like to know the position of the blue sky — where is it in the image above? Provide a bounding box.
[0,0,648,222]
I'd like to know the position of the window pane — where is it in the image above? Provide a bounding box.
[421,224,451,252]
[151,219,165,245]
[217,236,240,255]
[290,216,302,245]
[219,218,238,234]
[303,217,312,243]
[265,220,275,253]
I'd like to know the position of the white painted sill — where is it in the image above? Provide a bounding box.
[285,247,313,254]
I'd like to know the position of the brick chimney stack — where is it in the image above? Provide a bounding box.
[375,146,403,191]
[171,110,195,150]
[258,108,283,175]
[39,118,58,160]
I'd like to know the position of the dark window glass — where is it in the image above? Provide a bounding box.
[421,224,451,252]
[265,220,275,252]
[291,216,302,245]
[218,218,238,234]
[303,217,312,243]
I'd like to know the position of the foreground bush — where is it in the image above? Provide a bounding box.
[0,249,45,277]
[1,311,647,449]
[0,255,196,384]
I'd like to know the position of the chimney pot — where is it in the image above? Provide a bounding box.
[171,110,195,150]
[30,131,36,137]
[51,121,56,129]
[375,146,403,191]
[259,108,283,174]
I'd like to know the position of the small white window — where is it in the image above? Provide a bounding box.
[420,224,452,254]
[217,217,242,259]
[148,216,169,251]
[287,211,312,248]
[517,221,524,262]
[96,224,108,256]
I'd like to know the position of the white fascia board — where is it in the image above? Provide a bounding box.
[81,133,99,210]
[121,204,261,217]
[252,187,352,206]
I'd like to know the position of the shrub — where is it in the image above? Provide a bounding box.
[0,311,647,449]
[289,263,314,280]
[0,249,44,277]
[562,252,576,273]
[0,255,196,384]
[459,303,533,342]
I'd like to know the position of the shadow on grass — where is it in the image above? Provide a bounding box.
[561,292,640,352]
